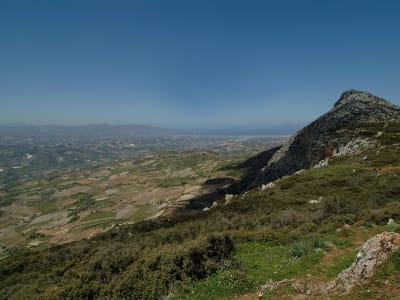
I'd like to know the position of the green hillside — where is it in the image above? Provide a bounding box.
[0,120,399,299]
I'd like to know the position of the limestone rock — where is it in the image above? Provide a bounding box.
[225,194,234,201]
[325,232,400,293]
[308,196,323,204]
[387,218,395,225]
[261,182,275,190]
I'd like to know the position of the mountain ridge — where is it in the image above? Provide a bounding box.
[252,89,400,187]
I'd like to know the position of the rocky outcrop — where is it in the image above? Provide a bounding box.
[324,231,400,294]
[256,90,400,184]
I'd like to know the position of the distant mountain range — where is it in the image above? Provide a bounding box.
[0,124,173,137]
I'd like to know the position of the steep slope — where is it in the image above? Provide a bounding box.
[255,89,400,185]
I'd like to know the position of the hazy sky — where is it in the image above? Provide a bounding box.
[1,0,399,133]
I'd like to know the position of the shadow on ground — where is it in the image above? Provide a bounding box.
[183,146,281,210]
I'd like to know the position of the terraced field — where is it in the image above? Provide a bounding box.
[0,150,252,252]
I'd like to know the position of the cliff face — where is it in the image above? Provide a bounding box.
[256,90,400,185]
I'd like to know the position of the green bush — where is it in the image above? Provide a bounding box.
[390,251,400,270]
[110,233,235,299]
[312,237,327,250]
[288,238,327,259]
[288,240,310,259]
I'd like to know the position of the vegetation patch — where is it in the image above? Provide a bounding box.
[177,240,324,299]
[29,200,58,214]
[158,176,191,187]
[82,210,115,222]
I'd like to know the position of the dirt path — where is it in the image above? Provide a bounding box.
[235,293,259,300]
[367,165,400,173]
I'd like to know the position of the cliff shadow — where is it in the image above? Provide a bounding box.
[183,146,281,210]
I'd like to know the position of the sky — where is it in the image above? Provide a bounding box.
[1,0,400,134]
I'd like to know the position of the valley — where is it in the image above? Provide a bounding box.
[0,135,286,254]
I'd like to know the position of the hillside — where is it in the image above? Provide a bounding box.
[251,89,400,187]
[1,90,400,299]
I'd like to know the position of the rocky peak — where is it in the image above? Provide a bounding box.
[333,89,393,110]
[252,90,400,186]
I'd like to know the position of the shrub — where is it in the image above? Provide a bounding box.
[288,238,327,259]
[288,240,310,259]
[312,237,327,250]
[270,208,306,229]
[110,233,235,299]
[391,251,400,270]
[298,222,318,234]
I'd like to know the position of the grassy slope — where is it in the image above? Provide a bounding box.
[0,122,399,299]
[176,122,400,299]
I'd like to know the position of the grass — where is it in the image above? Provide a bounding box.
[158,176,191,188]
[129,204,155,222]
[238,241,323,283]
[68,219,115,233]
[177,268,250,300]
[29,200,58,213]
[324,250,358,279]
[82,210,115,222]
[179,226,397,299]
[177,240,324,299]
[309,165,357,177]
[0,217,18,230]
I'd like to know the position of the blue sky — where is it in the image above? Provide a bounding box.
[1,0,399,133]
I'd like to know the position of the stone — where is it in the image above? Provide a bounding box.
[225,194,234,201]
[343,223,352,230]
[323,232,400,294]
[309,196,323,204]
[325,241,337,250]
[314,158,329,169]
[387,218,395,225]
[261,182,275,190]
